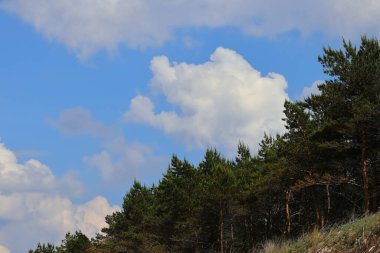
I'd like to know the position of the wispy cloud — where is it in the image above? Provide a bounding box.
[84,136,166,184]
[49,107,114,137]
[13,150,48,159]
[50,107,166,184]
[2,0,380,58]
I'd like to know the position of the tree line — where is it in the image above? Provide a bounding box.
[30,37,380,253]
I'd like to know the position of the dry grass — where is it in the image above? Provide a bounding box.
[261,212,380,253]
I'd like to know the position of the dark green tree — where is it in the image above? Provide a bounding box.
[315,36,380,213]
[56,231,91,253]
[101,181,159,253]
[155,155,201,252]
[29,243,57,253]
[198,149,239,253]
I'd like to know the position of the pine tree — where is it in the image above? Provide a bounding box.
[317,36,380,213]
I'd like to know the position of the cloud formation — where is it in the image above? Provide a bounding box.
[0,144,119,252]
[49,107,165,184]
[0,245,9,253]
[299,80,323,101]
[84,137,165,184]
[125,47,288,152]
[0,143,82,196]
[50,107,112,137]
[2,0,380,57]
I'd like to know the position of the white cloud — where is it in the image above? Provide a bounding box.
[0,245,10,253]
[2,0,380,58]
[84,137,165,183]
[125,47,289,152]
[0,143,82,196]
[299,80,323,100]
[0,143,119,252]
[50,107,112,137]
[0,193,119,252]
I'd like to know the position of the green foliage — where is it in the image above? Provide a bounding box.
[155,155,200,251]
[101,181,158,252]
[29,243,57,253]
[57,231,91,253]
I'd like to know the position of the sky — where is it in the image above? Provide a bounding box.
[1,0,380,252]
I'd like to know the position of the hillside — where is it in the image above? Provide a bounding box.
[262,212,380,253]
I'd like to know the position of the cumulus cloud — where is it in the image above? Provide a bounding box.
[2,0,380,58]
[125,47,289,152]
[84,137,165,183]
[0,143,82,196]
[0,193,119,252]
[0,143,119,252]
[299,80,323,100]
[50,107,112,137]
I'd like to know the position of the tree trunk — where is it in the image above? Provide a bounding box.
[219,206,224,253]
[285,190,291,235]
[372,161,379,212]
[326,185,331,214]
[316,209,325,228]
[230,223,234,253]
[230,223,234,241]
[326,184,331,223]
[361,132,370,214]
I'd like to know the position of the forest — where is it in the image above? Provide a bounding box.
[29,37,380,253]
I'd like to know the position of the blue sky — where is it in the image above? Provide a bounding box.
[0,1,379,252]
